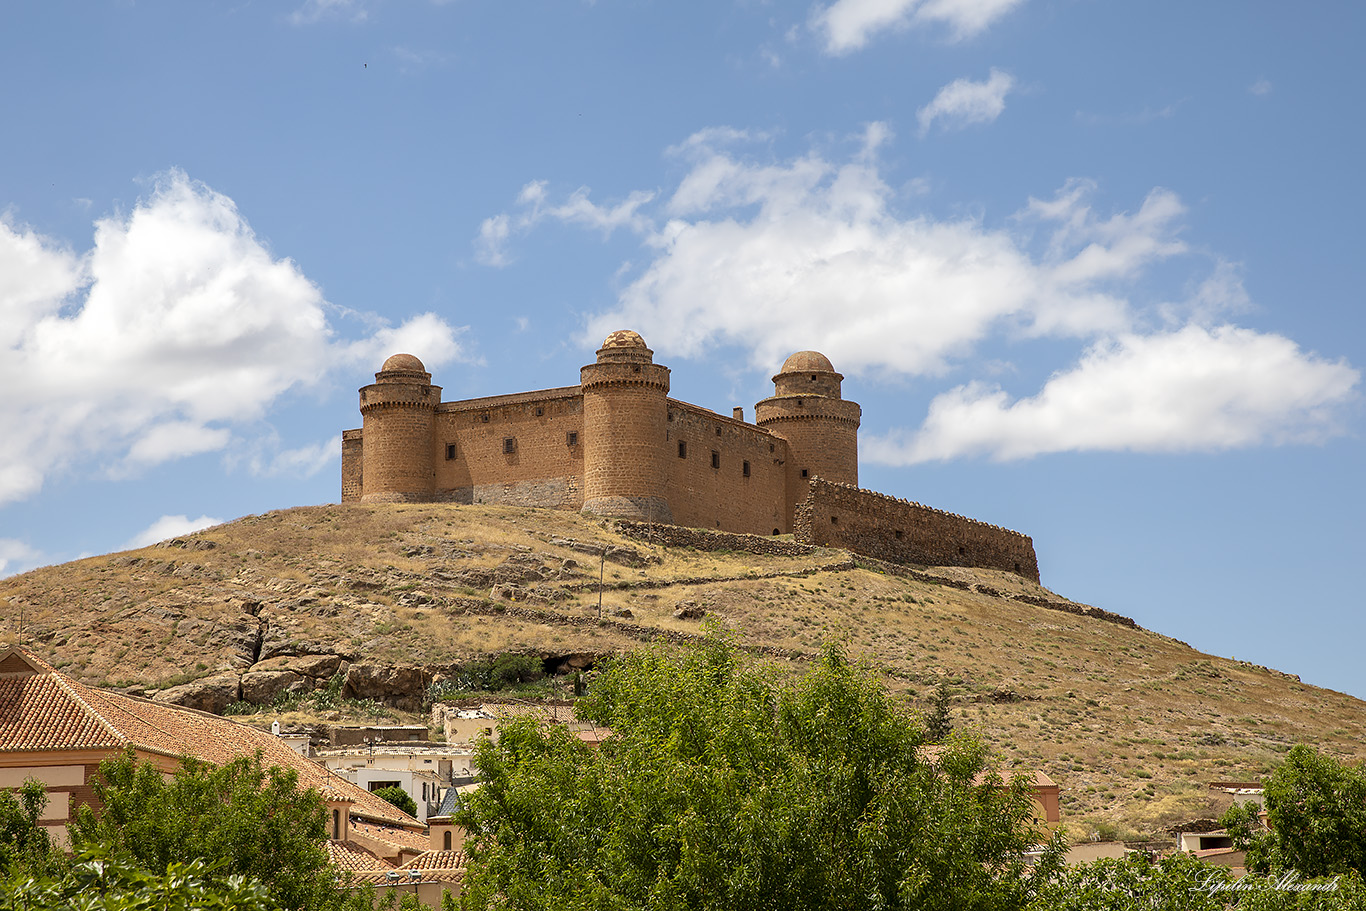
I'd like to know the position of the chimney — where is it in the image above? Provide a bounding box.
[732,407,744,421]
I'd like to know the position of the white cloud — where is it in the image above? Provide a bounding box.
[476,180,655,268]
[814,0,1024,54]
[479,126,1359,462]
[290,0,367,25]
[868,326,1359,463]
[1249,78,1273,96]
[0,539,46,578]
[917,69,1016,136]
[0,170,468,506]
[124,514,224,550]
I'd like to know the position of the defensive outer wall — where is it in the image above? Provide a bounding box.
[342,330,1041,580]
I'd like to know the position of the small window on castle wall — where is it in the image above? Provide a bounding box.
[633,365,642,373]
[711,451,720,469]
[742,460,750,477]
[567,431,578,446]
[773,528,780,536]
[445,443,457,461]
[895,529,903,540]
[678,441,687,458]
[830,515,838,525]
[715,426,721,436]
[796,398,803,406]
[668,411,674,422]
[504,438,516,454]
[958,546,966,556]
[811,374,817,381]
[800,468,809,478]
[481,413,490,423]
[769,443,775,453]
[535,406,544,417]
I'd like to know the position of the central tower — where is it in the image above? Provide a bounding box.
[579,330,673,523]
[754,350,861,528]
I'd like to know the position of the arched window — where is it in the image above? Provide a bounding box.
[444,830,452,851]
[332,808,340,840]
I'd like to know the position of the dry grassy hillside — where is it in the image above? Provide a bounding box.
[4,502,1363,842]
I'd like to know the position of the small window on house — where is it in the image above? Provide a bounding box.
[567,431,578,446]
[800,468,809,478]
[503,437,516,454]
[678,441,687,458]
[333,808,340,840]
[535,406,544,416]
[742,460,750,477]
[445,443,457,460]
[711,451,720,469]
[443,831,452,851]
[480,413,490,423]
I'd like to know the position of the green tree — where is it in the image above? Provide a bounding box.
[1028,851,1365,911]
[0,850,275,911]
[69,750,340,911]
[0,779,62,879]
[373,785,418,817]
[925,683,954,743]
[1222,744,1366,878]
[457,638,1062,911]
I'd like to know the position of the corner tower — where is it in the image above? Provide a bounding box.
[358,353,441,502]
[579,330,673,523]
[755,350,860,527]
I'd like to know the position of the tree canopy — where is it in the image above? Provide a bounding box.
[1223,744,1366,879]
[456,638,1061,911]
[69,750,340,911]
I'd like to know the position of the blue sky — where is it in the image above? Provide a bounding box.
[3,1,1363,696]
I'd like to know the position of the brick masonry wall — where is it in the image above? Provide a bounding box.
[663,401,790,535]
[434,389,584,509]
[795,478,1040,581]
[581,364,672,522]
[341,430,363,502]
[360,403,436,502]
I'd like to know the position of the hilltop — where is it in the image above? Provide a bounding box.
[4,502,1363,842]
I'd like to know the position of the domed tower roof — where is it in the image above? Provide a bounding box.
[375,352,432,384]
[778,350,835,375]
[595,329,655,365]
[381,353,426,373]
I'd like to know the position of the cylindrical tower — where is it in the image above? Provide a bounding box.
[579,330,673,523]
[754,350,861,527]
[358,353,441,503]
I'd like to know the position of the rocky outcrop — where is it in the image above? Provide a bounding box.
[152,673,241,714]
[343,663,433,711]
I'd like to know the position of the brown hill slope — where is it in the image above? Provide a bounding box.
[4,502,1363,841]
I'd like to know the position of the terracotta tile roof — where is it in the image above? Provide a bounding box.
[326,840,395,872]
[399,850,466,871]
[0,647,419,830]
[350,819,433,855]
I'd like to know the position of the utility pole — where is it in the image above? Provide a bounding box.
[597,550,605,620]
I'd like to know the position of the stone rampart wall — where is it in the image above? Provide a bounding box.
[341,430,364,503]
[795,478,1040,581]
[614,521,819,558]
[663,401,789,534]
[433,390,584,509]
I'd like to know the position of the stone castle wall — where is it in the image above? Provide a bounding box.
[433,387,583,509]
[794,478,1040,581]
[663,401,790,535]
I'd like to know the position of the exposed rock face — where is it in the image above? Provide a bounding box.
[152,673,241,714]
[240,669,308,704]
[673,601,707,620]
[343,664,432,711]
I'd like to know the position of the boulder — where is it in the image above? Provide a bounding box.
[240,669,311,704]
[153,673,241,714]
[344,664,431,711]
[250,654,342,679]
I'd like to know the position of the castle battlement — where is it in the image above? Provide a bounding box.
[342,331,1039,580]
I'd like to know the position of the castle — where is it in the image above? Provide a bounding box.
[342,330,1040,580]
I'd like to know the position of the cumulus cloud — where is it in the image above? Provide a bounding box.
[814,0,1025,53]
[477,126,1359,462]
[0,539,46,578]
[289,0,367,25]
[124,514,224,550]
[475,180,655,267]
[1249,78,1273,96]
[0,170,467,506]
[867,326,1360,463]
[917,69,1016,136]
